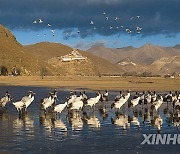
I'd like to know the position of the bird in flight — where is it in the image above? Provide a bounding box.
[136,26,142,31]
[110,26,113,30]
[39,19,43,23]
[136,16,140,19]
[90,21,94,25]
[47,23,52,27]
[126,28,132,34]
[51,29,55,35]
[106,17,109,20]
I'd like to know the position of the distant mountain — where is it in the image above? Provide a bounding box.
[116,46,136,50]
[87,45,120,63]
[26,42,123,76]
[133,44,168,64]
[116,58,147,74]
[173,44,180,49]
[150,56,180,75]
[87,43,180,75]
[87,43,180,65]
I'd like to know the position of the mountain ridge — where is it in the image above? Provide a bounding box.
[87,43,180,75]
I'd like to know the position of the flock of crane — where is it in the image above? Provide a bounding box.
[0,90,180,116]
[32,12,142,37]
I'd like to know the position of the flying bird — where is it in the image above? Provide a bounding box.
[90,21,94,25]
[51,29,55,34]
[110,26,113,30]
[47,23,52,27]
[51,30,55,36]
[39,19,43,23]
[115,17,118,20]
[136,26,142,31]
[106,17,109,20]
[136,16,140,19]
[126,29,132,34]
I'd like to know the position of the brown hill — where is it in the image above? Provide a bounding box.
[129,44,170,65]
[87,43,180,65]
[87,45,120,63]
[116,58,147,75]
[88,44,167,64]
[87,43,180,75]
[0,24,55,75]
[25,42,123,76]
[150,56,180,75]
[87,45,136,64]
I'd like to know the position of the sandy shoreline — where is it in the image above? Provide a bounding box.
[0,76,180,91]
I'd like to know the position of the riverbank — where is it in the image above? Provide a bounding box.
[0,76,179,91]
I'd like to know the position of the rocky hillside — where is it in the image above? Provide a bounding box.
[150,56,180,75]
[116,58,147,74]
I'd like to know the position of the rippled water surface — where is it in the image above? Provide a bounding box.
[0,86,180,154]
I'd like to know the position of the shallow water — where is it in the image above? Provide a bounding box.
[0,86,180,154]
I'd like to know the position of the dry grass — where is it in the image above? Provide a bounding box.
[0,76,180,91]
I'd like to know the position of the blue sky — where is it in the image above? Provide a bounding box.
[12,29,180,50]
[1,0,180,50]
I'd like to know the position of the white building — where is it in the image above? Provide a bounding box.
[61,49,87,62]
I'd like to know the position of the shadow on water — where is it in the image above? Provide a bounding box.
[0,86,180,153]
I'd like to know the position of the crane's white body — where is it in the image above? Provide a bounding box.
[86,94,101,108]
[54,102,67,113]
